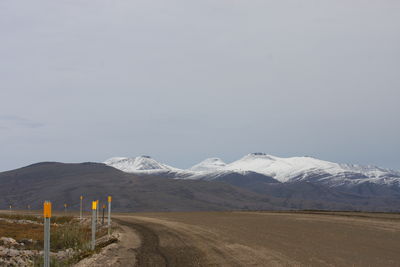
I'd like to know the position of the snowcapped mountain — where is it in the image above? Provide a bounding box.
[221,153,400,184]
[104,156,179,174]
[104,153,400,188]
[190,158,227,172]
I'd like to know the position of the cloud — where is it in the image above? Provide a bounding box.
[0,115,45,129]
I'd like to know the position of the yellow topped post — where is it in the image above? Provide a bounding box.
[107,196,112,235]
[43,201,52,218]
[91,201,97,250]
[92,201,97,210]
[43,201,51,267]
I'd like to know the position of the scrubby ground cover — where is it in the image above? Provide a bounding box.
[0,213,114,266]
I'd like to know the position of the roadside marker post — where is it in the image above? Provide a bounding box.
[102,204,106,225]
[64,203,67,215]
[96,205,98,226]
[80,196,83,220]
[91,201,97,250]
[43,201,52,267]
[9,205,11,215]
[96,200,99,224]
[107,196,112,236]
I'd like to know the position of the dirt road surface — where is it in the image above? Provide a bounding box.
[104,211,400,266]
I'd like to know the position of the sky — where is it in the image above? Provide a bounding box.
[1,0,399,171]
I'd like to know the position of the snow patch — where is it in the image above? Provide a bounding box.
[104,153,400,187]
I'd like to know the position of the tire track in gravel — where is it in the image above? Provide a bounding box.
[114,218,204,267]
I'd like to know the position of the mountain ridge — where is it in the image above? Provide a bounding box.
[104,153,400,188]
[1,161,400,212]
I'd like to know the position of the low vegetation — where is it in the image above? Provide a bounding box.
[0,213,114,266]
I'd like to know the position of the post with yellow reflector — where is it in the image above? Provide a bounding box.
[79,196,83,220]
[107,196,112,236]
[96,200,99,225]
[91,201,97,250]
[43,201,52,267]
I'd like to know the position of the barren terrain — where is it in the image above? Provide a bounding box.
[2,211,399,266]
[109,211,400,267]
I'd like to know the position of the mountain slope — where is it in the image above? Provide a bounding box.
[1,161,400,212]
[190,158,227,172]
[223,153,400,186]
[104,156,178,173]
[105,153,400,189]
[0,162,280,212]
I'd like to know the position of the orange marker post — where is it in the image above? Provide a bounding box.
[91,201,97,250]
[43,201,52,267]
[107,196,112,235]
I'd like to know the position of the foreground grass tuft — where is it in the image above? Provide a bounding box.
[1,213,113,266]
[51,222,91,251]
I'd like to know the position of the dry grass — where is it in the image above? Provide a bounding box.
[0,214,99,251]
[0,213,43,223]
[51,222,91,251]
[0,212,113,266]
[0,220,43,242]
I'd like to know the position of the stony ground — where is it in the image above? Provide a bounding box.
[107,211,400,267]
[0,213,116,266]
[2,211,400,266]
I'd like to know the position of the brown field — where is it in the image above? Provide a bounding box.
[2,210,400,266]
[0,220,43,242]
[112,211,400,267]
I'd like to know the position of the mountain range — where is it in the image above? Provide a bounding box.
[0,153,399,212]
[104,153,400,188]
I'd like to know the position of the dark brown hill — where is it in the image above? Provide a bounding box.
[1,162,399,212]
[0,162,278,212]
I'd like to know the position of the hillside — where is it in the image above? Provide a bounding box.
[0,162,279,212]
[1,161,400,212]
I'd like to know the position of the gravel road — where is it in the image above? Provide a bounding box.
[93,211,400,267]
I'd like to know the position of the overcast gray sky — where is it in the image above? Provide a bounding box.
[1,0,399,171]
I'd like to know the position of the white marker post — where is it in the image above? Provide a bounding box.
[64,203,67,215]
[102,204,106,225]
[107,196,112,236]
[80,196,83,220]
[91,201,97,250]
[43,201,52,267]
[96,200,99,225]
[9,205,11,215]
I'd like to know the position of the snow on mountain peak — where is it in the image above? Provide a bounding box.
[224,154,400,183]
[104,153,400,187]
[190,158,227,172]
[104,156,174,173]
